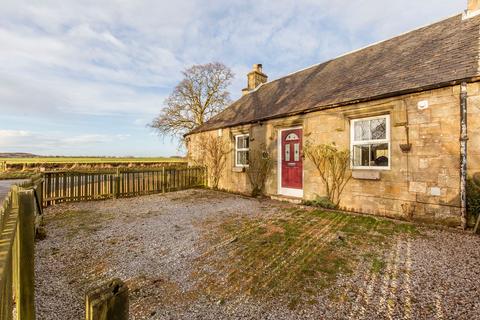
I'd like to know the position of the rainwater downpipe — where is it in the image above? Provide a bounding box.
[460,82,468,229]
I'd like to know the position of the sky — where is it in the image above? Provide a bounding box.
[0,0,466,157]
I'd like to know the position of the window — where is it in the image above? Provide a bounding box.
[350,115,390,169]
[235,134,249,167]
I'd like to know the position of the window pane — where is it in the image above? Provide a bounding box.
[236,136,249,149]
[237,151,249,165]
[285,144,290,161]
[370,143,389,167]
[353,145,370,166]
[354,120,370,141]
[371,118,386,140]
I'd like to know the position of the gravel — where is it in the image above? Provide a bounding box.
[35,189,480,319]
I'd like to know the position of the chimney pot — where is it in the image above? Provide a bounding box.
[465,0,480,18]
[242,63,268,95]
[253,64,263,73]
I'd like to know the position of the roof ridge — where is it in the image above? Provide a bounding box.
[246,12,463,94]
[188,11,480,136]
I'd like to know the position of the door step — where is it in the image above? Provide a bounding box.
[270,194,303,204]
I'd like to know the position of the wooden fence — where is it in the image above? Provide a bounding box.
[0,176,43,320]
[42,167,206,206]
[0,166,205,319]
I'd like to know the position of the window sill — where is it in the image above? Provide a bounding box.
[351,166,390,171]
[232,167,246,173]
[352,170,381,180]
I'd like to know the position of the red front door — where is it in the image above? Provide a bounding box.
[281,128,303,189]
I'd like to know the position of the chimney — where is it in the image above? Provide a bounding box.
[464,0,480,19]
[242,64,268,95]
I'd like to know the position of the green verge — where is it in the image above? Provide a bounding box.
[0,172,36,180]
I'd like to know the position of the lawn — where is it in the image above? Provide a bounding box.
[195,208,417,309]
[35,189,480,319]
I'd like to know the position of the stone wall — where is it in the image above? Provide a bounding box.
[188,83,480,226]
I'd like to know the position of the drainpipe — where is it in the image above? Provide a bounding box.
[460,82,468,229]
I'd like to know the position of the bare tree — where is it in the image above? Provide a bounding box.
[304,142,351,207]
[150,62,234,140]
[195,135,230,189]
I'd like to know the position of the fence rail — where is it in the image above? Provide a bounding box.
[0,176,43,320]
[43,166,206,206]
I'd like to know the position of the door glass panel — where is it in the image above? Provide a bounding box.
[294,143,300,161]
[285,144,290,161]
[285,133,299,141]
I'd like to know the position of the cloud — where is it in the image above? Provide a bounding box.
[0,0,465,155]
[0,129,129,150]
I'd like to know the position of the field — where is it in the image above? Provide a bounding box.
[0,157,184,164]
[0,157,187,180]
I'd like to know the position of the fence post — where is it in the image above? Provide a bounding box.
[161,167,165,193]
[114,169,120,199]
[85,278,129,320]
[15,189,36,320]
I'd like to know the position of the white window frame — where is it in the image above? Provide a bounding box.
[234,134,250,167]
[350,114,391,170]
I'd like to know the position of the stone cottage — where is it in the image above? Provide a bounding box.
[186,1,480,226]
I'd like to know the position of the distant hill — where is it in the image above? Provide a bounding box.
[0,153,40,158]
[0,153,186,159]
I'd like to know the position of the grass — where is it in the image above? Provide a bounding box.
[0,157,184,164]
[0,171,36,180]
[196,208,418,309]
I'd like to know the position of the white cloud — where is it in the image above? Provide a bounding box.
[0,0,466,155]
[0,129,129,150]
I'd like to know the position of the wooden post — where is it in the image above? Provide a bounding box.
[114,169,120,199]
[85,278,129,320]
[0,188,18,320]
[474,214,480,234]
[161,167,165,193]
[15,189,36,320]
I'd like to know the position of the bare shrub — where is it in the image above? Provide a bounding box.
[304,142,351,207]
[196,135,230,189]
[246,144,274,197]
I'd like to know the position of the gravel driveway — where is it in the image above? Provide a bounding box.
[35,189,480,319]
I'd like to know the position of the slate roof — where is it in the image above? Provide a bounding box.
[188,13,480,135]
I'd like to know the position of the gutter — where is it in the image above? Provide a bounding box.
[185,76,480,137]
[460,82,468,229]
